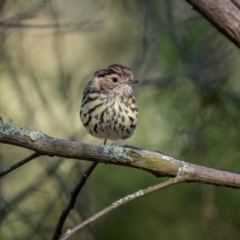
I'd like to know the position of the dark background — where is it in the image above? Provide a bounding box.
[1,0,240,239]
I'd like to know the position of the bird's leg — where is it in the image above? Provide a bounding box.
[111,139,123,146]
[104,139,107,145]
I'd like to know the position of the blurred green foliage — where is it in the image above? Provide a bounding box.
[1,0,240,240]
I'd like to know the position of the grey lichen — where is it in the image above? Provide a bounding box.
[113,190,144,205]
[28,131,45,141]
[177,162,194,176]
[103,145,133,161]
[0,117,44,141]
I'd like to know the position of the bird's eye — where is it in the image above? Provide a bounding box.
[112,77,118,83]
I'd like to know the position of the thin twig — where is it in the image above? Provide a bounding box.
[0,152,40,178]
[51,139,107,240]
[61,175,188,240]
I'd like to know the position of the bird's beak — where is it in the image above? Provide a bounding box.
[127,79,139,85]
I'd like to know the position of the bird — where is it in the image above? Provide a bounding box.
[80,64,139,146]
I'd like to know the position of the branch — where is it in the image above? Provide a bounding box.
[186,0,240,48]
[60,176,188,240]
[52,139,107,239]
[51,162,98,240]
[0,152,40,178]
[1,119,240,188]
[0,21,101,31]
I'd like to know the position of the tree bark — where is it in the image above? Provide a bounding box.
[186,0,240,48]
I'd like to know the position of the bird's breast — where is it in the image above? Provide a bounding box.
[80,92,138,141]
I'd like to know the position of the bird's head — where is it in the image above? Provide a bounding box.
[91,64,139,95]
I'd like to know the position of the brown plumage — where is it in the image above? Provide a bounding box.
[80,64,139,145]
